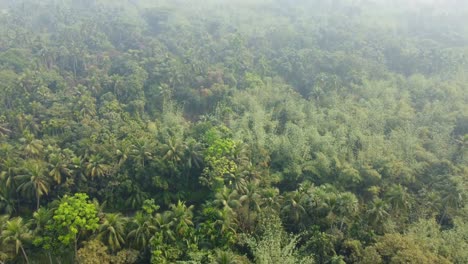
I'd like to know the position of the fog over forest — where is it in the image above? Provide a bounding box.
[0,0,467,263]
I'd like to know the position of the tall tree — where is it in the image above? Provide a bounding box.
[15,160,50,210]
[50,193,99,260]
[127,212,157,250]
[0,217,32,264]
[97,213,127,252]
[85,155,110,179]
[239,182,262,231]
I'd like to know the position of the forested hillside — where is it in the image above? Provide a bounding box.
[0,0,467,263]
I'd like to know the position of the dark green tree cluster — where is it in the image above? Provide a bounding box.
[0,0,467,263]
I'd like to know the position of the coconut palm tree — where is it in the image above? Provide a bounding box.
[17,115,41,137]
[214,186,241,216]
[0,185,15,215]
[97,213,127,252]
[127,212,157,250]
[282,190,310,231]
[367,198,389,232]
[161,136,185,172]
[239,182,262,231]
[385,184,411,216]
[31,207,54,263]
[0,123,11,136]
[113,139,131,168]
[227,172,247,194]
[130,138,154,170]
[19,132,43,157]
[15,160,50,210]
[47,152,72,184]
[31,207,53,234]
[212,249,243,264]
[85,154,110,179]
[0,158,19,214]
[125,185,147,210]
[261,187,282,213]
[0,158,18,190]
[184,138,203,170]
[154,211,175,242]
[334,192,359,230]
[70,156,87,182]
[168,201,194,237]
[1,217,32,264]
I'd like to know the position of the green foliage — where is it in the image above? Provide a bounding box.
[97,213,127,252]
[51,193,99,246]
[142,199,160,215]
[0,217,32,263]
[362,232,452,264]
[0,0,466,262]
[77,238,140,263]
[77,239,112,264]
[201,128,240,190]
[245,214,314,264]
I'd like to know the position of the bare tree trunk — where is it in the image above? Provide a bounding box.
[73,56,77,80]
[439,207,448,225]
[36,191,40,210]
[74,236,78,263]
[20,245,30,264]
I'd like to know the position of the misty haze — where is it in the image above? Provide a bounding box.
[0,0,467,263]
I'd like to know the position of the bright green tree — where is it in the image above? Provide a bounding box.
[50,193,99,259]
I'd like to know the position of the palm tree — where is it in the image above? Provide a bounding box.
[130,138,154,170]
[212,249,243,264]
[31,207,53,233]
[0,158,19,213]
[15,160,50,210]
[281,190,307,228]
[114,139,131,168]
[334,192,359,230]
[154,211,175,242]
[0,123,11,136]
[367,198,389,232]
[0,158,18,190]
[0,185,15,215]
[227,172,247,194]
[214,186,241,216]
[31,207,54,263]
[97,213,127,252]
[239,182,262,231]
[161,136,185,169]
[385,184,411,216]
[184,138,203,170]
[168,201,194,237]
[232,143,250,168]
[17,115,41,136]
[125,185,147,210]
[260,188,282,214]
[0,214,8,229]
[85,154,110,178]
[158,83,173,106]
[1,217,32,264]
[439,180,464,224]
[239,163,262,185]
[71,156,87,182]
[19,132,43,157]
[48,152,72,184]
[127,212,157,250]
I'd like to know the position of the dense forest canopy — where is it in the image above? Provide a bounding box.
[0,0,467,263]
